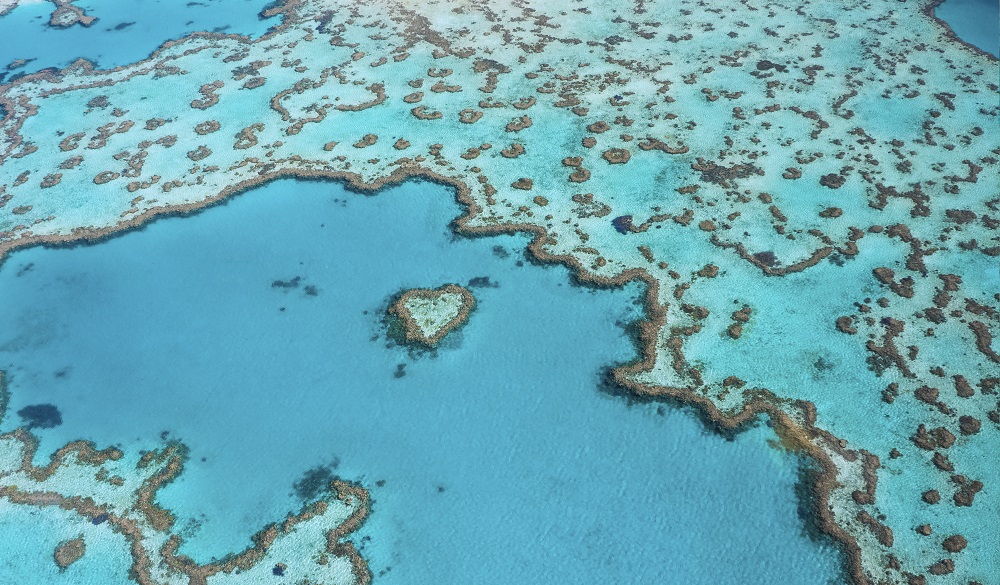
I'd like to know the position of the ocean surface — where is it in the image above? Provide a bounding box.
[934,0,1000,57]
[0,0,996,583]
[0,178,846,584]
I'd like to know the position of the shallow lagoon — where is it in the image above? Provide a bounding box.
[0,499,134,585]
[0,178,846,584]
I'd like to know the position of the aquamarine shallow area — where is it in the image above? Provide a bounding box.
[935,0,1000,56]
[0,0,279,79]
[0,499,134,585]
[0,179,846,584]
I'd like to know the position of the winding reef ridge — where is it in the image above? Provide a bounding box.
[0,0,997,583]
[0,393,371,585]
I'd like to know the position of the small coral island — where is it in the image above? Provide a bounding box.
[53,536,86,570]
[388,284,475,347]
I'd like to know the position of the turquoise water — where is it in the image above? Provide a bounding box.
[0,499,134,585]
[0,0,279,79]
[0,0,994,582]
[936,0,1000,56]
[0,178,846,584]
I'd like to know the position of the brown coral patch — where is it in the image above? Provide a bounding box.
[457,109,483,124]
[505,115,532,132]
[194,120,221,135]
[353,134,378,148]
[820,173,845,189]
[601,148,631,164]
[387,284,476,347]
[53,536,85,569]
[511,178,533,190]
[411,106,443,120]
[500,143,525,158]
[941,534,967,553]
[186,146,212,161]
[568,168,591,183]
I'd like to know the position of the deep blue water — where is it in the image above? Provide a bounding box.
[0,178,847,584]
[936,0,1000,56]
[0,0,279,79]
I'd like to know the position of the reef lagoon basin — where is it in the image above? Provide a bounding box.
[0,0,997,584]
[0,178,845,584]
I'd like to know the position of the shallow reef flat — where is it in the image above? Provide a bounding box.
[0,0,997,584]
[0,419,369,585]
